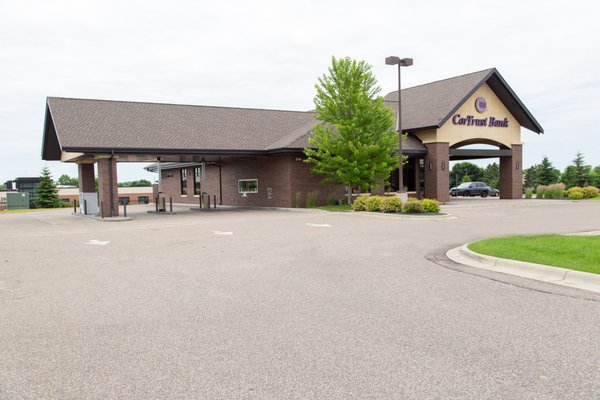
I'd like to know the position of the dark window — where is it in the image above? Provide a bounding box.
[238,179,258,194]
[180,169,188,195]
[194,167,202,195]
[119,197,130,205]
[138,196,149,204]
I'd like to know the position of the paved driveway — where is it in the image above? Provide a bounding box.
[1,200,599,399]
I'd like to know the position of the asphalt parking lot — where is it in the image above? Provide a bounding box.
[1,199,599,399]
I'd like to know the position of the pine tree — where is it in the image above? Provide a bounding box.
[561,152,591,188]
[536,156,560,185]
[482,163,500,189]
[34,167,61,208]
[304,57,397,204]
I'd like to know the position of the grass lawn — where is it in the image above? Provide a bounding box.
[468,235,600,274]
[593,195,600,200]
[316,204,352,212]
[0,207,67,214]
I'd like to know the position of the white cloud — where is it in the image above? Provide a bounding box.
[1,0,600,183]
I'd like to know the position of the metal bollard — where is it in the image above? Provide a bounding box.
[169,197,173,213]
[84,199,88,215]
[213,195,217,209]
[73,199,77,213]
[199,193,202,209]
[162,197,166,212]
[100,201,104,219]
[123,202,127,218]
[155,197,159,212]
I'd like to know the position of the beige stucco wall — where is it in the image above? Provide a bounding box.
[414,83,521,148]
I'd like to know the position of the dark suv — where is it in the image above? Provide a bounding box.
[449,182,499,197]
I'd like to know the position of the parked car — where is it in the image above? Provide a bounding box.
[450,182,499,197]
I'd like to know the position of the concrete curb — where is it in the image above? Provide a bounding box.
[446,244,600,294]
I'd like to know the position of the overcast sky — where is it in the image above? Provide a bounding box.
[1,0,599,184]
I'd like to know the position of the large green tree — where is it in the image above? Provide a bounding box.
[34,167,61,208]
[304,57,397,204]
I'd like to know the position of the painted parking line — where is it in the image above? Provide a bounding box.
[86,240,110,246]
[210,230,233,235]
[305,223,331,228]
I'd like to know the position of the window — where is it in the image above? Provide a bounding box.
[138,196,149,204]
[238,179,258,194]
[194,167,202,195]
[180,169,188,195]
[119,197,130,205]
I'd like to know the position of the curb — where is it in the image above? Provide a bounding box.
[446,244,600,294]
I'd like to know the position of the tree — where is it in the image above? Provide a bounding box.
[449,162,484,188]
[118,179,152,187]
[57,174,79,186]
[561,152,591,188]
[536,156,560,185]
[0,183,6,190]
[590,165,600,187]
[524,156,560,188]
[34,167,61,208]
[304,57,397,204]
[482,162,499,189]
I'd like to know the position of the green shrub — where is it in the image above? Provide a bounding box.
[379,196,403,213]
[326,193,337,206]
[524,188,534,199]
[306,192,319,208]
[422,198,440,213]
[402,198,424,214]
[351,195,369,211]
[536,185,547,199]
[567,187,584,200]
[543,183,565,199]
[582,186,599,199]
[366,196,383,212]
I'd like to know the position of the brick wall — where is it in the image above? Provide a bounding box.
[158,154,345,208]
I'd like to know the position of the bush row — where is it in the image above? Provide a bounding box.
[351,196,440,214]
[536,184,599,200]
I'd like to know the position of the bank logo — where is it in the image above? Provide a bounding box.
[475,97,487,113]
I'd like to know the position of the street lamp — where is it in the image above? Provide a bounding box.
[385,56,413,195]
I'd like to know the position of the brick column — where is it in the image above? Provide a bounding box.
[424,143,449,202]
[78,163,95,193]
[97,158,119,217]
[499,144,523,199]
[414,157,422,199]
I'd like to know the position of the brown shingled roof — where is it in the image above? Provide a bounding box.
[42,68,542,161]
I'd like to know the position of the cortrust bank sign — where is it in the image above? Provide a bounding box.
[452,114,509,128]
[451,96,509,128]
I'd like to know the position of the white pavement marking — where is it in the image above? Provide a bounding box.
[305,223,332,228]
[210,230,233,235]
[86,240,110,246]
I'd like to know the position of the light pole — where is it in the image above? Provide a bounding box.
[385,56,413,194]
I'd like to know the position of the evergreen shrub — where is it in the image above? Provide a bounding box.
[422,198,440,213]
[365,196,383,212]
[379,196,403,213]
[351,195,369,211]
[402,198,424,214]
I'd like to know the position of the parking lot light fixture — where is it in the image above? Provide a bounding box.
[386,56,413,194]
